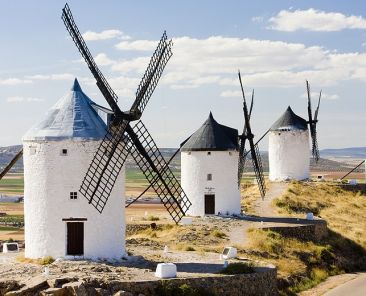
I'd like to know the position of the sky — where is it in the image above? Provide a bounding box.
[0,0,366,149]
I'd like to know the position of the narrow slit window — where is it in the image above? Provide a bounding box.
[207,174,212,181]
[70,192,78,200]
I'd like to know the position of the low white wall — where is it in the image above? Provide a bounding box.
[268,130,310,181]
[181,150,240,216]
[23,139,125,260]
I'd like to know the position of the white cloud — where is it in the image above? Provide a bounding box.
[111,57,150,73]
[220,90,242,98]
[94,53,115,66]
[114,36,334,88]
[269,9,366,32]
[82,29,130,41]
[107,76,140,98]
[109,35,366,91]
[26,73,75,81]
[0,78,32,85]
[115,40,157,51]
[301,91,339,100]
[6,96,43,103]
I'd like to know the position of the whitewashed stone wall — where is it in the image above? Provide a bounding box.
[23,139,125,260]
[181,150,240,216]
[269,130,310,181]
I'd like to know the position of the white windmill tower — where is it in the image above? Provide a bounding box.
[269,81,321,181]
[22,79,126,260]
[180,74,266,216]
[180,112,241,216]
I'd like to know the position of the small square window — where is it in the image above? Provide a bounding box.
[70,192,77,200]
[61,149,68,156]
[207,152,211,155]
[207,174,212,181]
[29,147,36,155]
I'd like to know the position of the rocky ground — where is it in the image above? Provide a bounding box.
[0,247,231,283]
[0,245,274,296]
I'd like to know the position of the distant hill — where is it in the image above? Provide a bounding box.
[320,147,366,159]
[0,145,364,174]
[0,145,23,172]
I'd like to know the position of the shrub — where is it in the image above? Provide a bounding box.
[184,246,196,251]
[290,268,328,293]
[211,229,227,239]
[220,262,254,274]
[39,256,55,265]
[315,246,335,265]
[147,215,160,221]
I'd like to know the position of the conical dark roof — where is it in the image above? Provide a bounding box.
[270,106,308,131]
[181,112,238,151]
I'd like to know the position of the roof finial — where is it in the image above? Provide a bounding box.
[71,78,82,92]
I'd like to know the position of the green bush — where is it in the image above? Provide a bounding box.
[290,268,328,293]
[220,262,254,274]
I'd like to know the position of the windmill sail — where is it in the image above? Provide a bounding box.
[0,149,23,181]
[340,160,365,181]
[237,91,254,187]
[125,136,192,207]
[129,121,191,221]
[62,3,190,223]
[238,71,266,198]
[306,80,321,162]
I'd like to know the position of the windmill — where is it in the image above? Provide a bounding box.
[306,80,321,162]
[61,3,191,223]
[237,71,266,198]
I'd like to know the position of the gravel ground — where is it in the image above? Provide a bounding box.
[0,246,237,284]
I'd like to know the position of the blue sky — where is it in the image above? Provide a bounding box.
[1,0,366,149]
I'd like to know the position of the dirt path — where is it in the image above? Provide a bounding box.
[324,273,366,296]
[299,273,362,296]
[253,182,289,217]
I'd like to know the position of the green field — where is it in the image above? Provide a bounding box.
[0,170,257,196]
[0,169,183,196]
[0,175,24,195]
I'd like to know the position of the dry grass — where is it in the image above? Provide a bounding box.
[16,255,54,265]
[128,224,226,253]
[241,183,260,215]
[274,182,366,249]
[245,228,329,277]
[211,229,227,239]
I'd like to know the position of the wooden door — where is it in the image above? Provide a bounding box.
[67,222,84,256]
[204,194,215,215]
